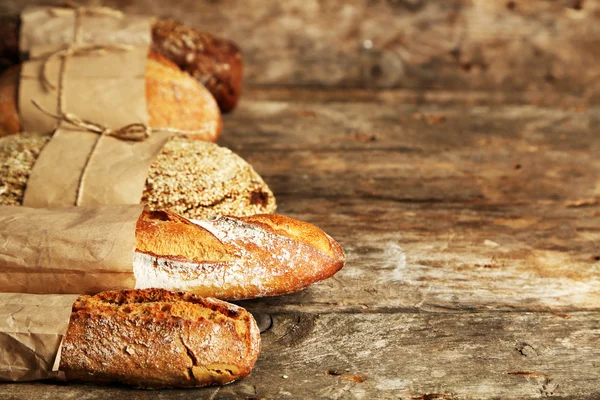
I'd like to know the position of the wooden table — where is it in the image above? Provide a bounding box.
[2,1,600,399]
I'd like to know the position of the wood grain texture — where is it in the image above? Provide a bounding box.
[2,0,600,104]
[217,99,600,313]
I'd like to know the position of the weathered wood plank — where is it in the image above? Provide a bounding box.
[238,199,600,313]
[221,100,599,205]
[218,99,600,313]
[3,311,599,399]
[3,0,600,104]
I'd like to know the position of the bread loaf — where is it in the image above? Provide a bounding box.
[151,19,243,112]
[0,16,242,112]
[60,288,261,388]
[0,52,222,140]
[0,133,276,219]
[134,209,346,299]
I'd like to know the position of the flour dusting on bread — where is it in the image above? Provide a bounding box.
[133,213,346,300]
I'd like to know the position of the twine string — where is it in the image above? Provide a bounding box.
[32,4,211,205]
[32,99,150,141]
[31,99,213,141]
[32,43,133,91]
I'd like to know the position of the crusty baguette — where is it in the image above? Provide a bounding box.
[0,16,242,112]
[0,133,276,219]
[0,52,221,140]
[134,209,346,299]
[60,288,260,388]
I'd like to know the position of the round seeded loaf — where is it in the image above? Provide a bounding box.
[0,133,276,219]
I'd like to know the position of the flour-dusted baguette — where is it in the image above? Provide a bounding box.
[0,206,343,299]
[0,16,242,112]
[0,52,221,140]
[59,289,261,388]
[135,209,346,299]
[0,134,276,219]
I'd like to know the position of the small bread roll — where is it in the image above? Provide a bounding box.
[0,52,222,141]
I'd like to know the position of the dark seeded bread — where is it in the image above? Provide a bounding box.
[60,288,261,388]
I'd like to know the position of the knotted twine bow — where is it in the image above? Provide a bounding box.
[31,99,151,141]
[31,99,213,142]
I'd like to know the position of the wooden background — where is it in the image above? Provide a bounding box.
[2,1,600,399]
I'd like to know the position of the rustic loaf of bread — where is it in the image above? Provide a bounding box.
[0,133,276,219]
[134,209,346,299]
[60,288,260,388]
[0,16,242,112]
[151,19,243,112]
[0,52,221,140]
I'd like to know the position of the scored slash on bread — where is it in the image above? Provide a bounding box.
[135,209,346,300]
[60,288,261,389]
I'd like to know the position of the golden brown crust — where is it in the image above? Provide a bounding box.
[0,53,222,141]
[136,209,236,263]
[60,288,260,389]
[241,214,339,259]
[146,52,222,140]
[134,210,346,300]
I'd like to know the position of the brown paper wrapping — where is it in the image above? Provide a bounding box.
[0,205,143,294]
[0,293,78,381]
[19,6,152,53]
[17,6,170,208]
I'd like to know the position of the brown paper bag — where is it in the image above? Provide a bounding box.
[17,6,170,208]
[0,205,143,294]
[0,293,79,381]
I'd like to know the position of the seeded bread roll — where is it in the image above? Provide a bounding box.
[0,52,221,140]
[60,288,261,388]
[0,16,242,112]
[0,133,276,219]
[134,209,346,300]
